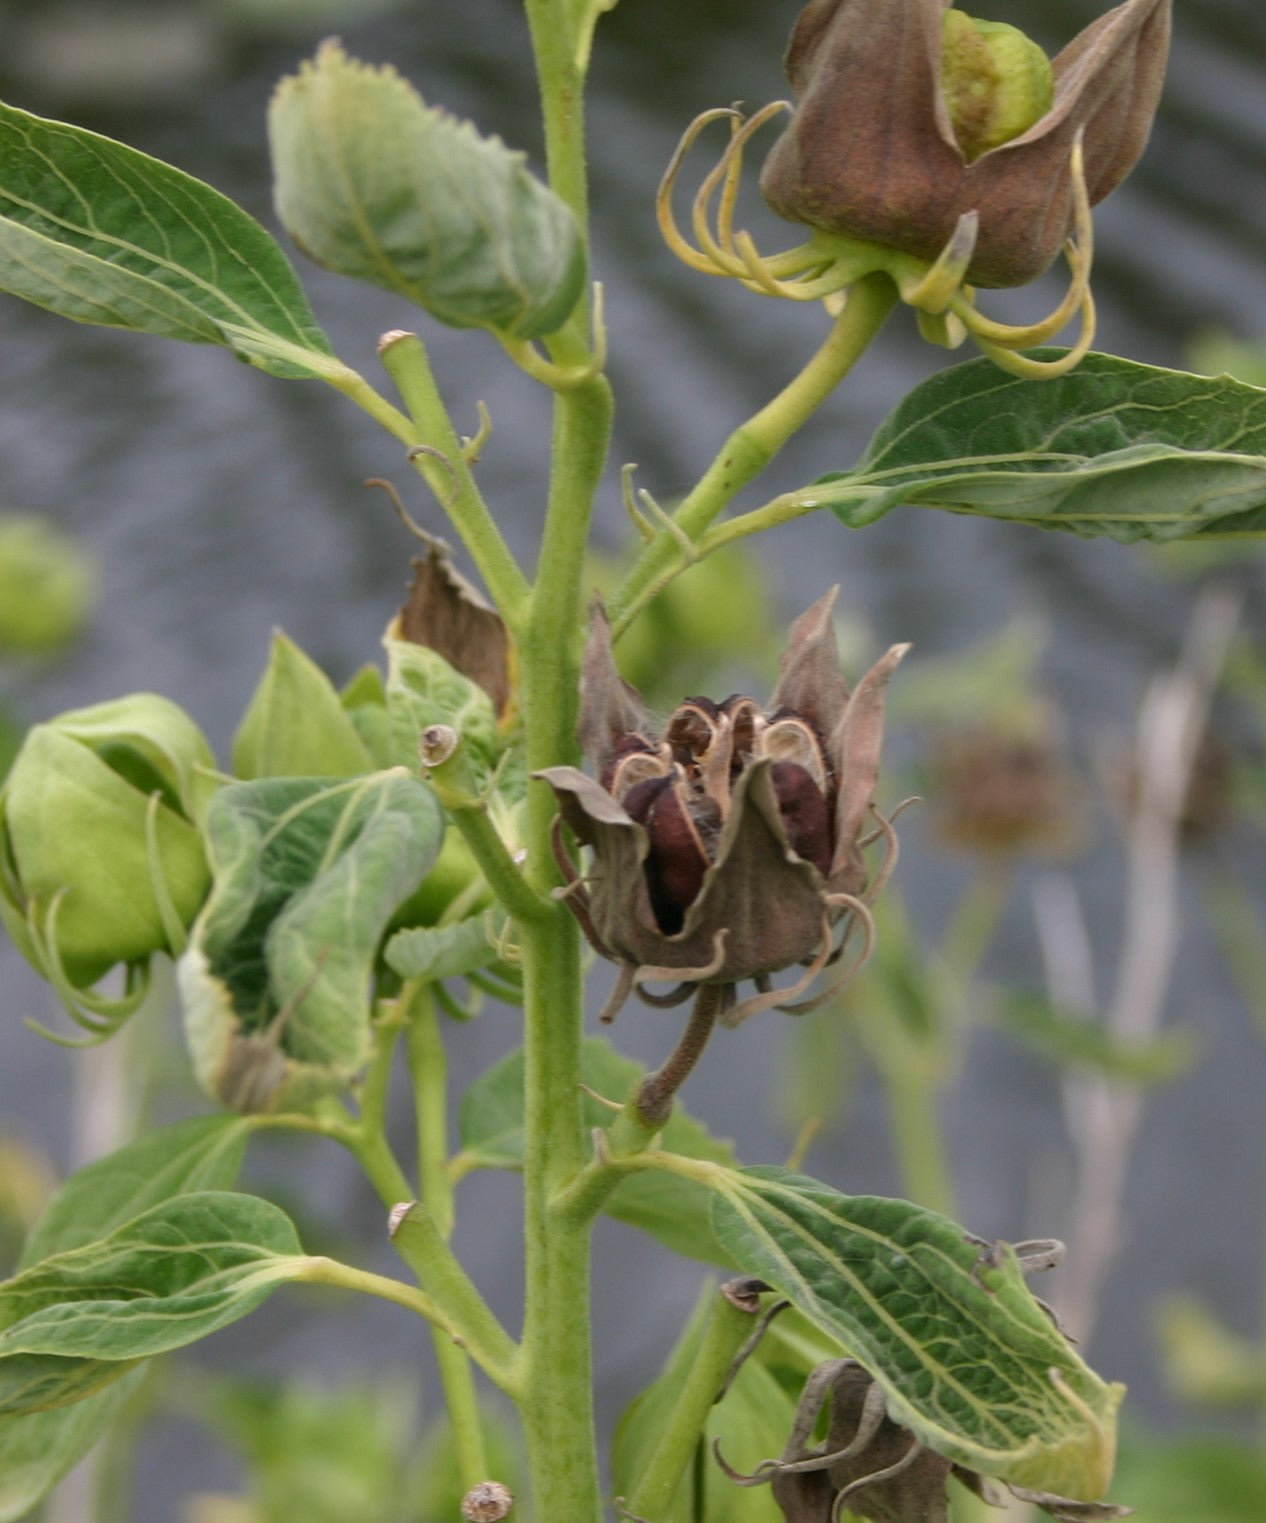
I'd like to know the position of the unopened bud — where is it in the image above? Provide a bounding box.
[461,1480,513,1521]
[419,724,459,767]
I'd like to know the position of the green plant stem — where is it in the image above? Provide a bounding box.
[406,985,490,1488]
[295,1252,472,1331]
[516,904,601,1520]
[938,864,1009,992]
[883,1055,957,1219]
[375,332,531,629]
[609,273,898,635]
[523,370,614,788]
[514,8,615,1515]
[389,1205,520,1394]
[510,370,613,1521]
[424,738,550,929]
[524,0,592,352]
[267,1042,516,1401]
[621,1288,767,1522]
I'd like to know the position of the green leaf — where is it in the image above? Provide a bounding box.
[809,354,1266,542]
[180,771,442,1112]
[0,1369,145,1523]
[0,718,211,987]
[2,1118,254,1515]
[0,98,337,379]
[991,990,1197,1084]
[340,663,396,769]
[20,1115,253,1270]
[384,636,502,782]
[706,1165,1123,1499]
[0,1192,306,1416]
[457,1037,738,1264]
[233,631,375,780]
[43,694,215,818]
[384,914,502,983]
[269,41,585,339]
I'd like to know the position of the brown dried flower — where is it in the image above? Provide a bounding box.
[931,723,1082,859]
[537,589,907,1036]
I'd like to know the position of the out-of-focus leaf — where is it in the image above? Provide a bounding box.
[0,1369,144,1522]
[457,1036,738,1264]
[1112,1430,1266,1523]
[1156,1296,1266,1409]
[992,990,1196,1083]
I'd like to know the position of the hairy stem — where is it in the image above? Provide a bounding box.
[635,982,724,1128]
[376,332,531,628]
[621,1285,769,1521]
[610,273,897,635]
[511,4,613,1507]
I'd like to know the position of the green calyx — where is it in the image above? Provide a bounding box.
[940,9,1054,162]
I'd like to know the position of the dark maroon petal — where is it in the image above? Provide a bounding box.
[642,780,711,934]
[719,695,762,769]
[771,761,832,876]
[665,698,720,767]
[622,773,673,825]
[601,736,666,797]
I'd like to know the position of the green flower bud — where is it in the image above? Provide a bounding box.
[940,9,1053,163]
[233,630,374,779]
[0,695,214,989]
[0,514,96,653]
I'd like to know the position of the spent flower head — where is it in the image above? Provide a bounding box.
[537,589,907,1033]
[659,0,1171,378]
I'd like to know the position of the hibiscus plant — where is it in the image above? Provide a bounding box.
[1,1,1263,1520]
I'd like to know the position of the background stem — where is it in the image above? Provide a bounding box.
[407,986,490,1487]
